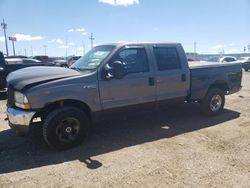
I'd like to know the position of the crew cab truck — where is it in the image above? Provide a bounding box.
[6,43,242,150]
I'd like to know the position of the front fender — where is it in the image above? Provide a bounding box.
[26,82,101,112]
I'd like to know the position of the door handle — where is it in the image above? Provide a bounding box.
[148,77,155,86]
[181,73,186,82]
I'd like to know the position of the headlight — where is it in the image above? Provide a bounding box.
[14,91,31,109]
[0,67,4,71]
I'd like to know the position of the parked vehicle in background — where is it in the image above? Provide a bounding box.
[53,59,68,67]
[0,51,54,89]
[6,43,242,150]
[219,56,237,63]
[187,58,196,61]
[206,56,220,62]
[67,56,81,67]
[199,56,220,62]
[32,55,53,63]
[5,58,51,65]
[238,57,250,72]
[7,55,28,59]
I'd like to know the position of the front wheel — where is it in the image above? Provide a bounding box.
[244,68,249,72]
[43,107,90,150]
[201,88,225,116]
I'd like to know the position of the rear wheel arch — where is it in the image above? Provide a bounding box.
[207,81,229,94]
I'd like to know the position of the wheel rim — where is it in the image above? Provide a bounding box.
[56,117,81,143]
[210,94,222,112]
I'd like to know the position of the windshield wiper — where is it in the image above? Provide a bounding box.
[70,67,82,71]
[70,67,94,71]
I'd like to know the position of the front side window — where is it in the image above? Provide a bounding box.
[110,48,149,74]
[153,47,181,71]
[71,45,115,70]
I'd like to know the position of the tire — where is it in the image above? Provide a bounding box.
[43,107,90,150]
[16,130,27,137]
[201,88,225,116]
[244,68,249,72]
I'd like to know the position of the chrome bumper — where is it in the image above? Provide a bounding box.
[228,86,242,95]
[7,107,36,126]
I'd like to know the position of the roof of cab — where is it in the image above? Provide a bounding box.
[99,42,181,47]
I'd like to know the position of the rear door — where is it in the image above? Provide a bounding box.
[98,45,156,110]
[151,44,190,102]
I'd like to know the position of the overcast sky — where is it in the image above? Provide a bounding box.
[0,0,249,56]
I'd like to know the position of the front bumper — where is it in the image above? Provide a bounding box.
[228,86,242,95]
[7,107,36,133]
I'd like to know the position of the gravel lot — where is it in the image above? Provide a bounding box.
[0,72,250,188]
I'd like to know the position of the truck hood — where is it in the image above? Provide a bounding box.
[7,66,82,90]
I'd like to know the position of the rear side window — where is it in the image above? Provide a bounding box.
[153,47,181,71]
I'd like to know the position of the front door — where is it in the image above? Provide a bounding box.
[99,46,156,110]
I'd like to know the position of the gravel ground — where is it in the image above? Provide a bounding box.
[0,72,249,188]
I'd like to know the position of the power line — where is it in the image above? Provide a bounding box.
[1,19,9,56]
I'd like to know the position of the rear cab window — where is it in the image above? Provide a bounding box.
[153,46,182,71]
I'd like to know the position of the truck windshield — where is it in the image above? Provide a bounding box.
[70,45,115,70]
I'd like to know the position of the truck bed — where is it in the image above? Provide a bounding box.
[188,61,242,100]
[188,61,241,69]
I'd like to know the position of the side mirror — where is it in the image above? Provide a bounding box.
[113,61,125,79]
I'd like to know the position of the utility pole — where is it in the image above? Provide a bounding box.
[82,42,85,55]
[194,41,197,60]
[9,36,16,56]
[244,47,246,53]
[31,46,33,56]
[194,41,197,54]
[43,45,47,55]
[65,38,68,58]
[12,40,16,56]
[248,44,250,53]
[1,19,9,56]
[89,32,95,49]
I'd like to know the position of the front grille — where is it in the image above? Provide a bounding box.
[7,85,15,107]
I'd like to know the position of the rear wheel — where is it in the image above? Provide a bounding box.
[201,88,225,116]
[43,107,90,150]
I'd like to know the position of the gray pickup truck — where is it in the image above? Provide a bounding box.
[6,43,242,150]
